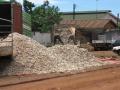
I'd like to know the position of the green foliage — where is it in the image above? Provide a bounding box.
[23,0,35,14]
[10,0,15,2]
[32,1,62,32]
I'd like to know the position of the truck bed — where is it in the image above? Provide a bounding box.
[92,40,112,43]
[92,40,112,50]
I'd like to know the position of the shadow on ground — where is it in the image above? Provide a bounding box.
[0,56,13,72]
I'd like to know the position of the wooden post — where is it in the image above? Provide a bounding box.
[51,25,55,46]
[73,4,76,20]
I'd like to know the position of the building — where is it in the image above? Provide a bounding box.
[54,10,119,44]
[55,19,117,44]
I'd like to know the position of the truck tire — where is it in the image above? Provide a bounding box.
[114,50,120,55]
[94,47,98,51]
[118,50,120,55]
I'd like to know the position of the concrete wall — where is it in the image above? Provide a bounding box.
[32,32,51,46]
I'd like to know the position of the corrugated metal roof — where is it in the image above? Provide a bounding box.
[61,13,108,21]
[61,10,120,22]
[61,10,111,15]
[59,19,117,29]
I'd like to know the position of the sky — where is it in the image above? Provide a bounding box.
[5,0,120,16]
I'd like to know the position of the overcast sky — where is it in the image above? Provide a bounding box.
[10,0,120,16]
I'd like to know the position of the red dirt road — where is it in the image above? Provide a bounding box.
[1,67,120,90]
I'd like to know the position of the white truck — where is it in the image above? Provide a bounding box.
[112,40,120,54]
[92,40,112,50]
[92,30,120,50]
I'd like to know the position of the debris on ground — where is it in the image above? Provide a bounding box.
[0,33,113,76]
[97,57,120,64]
[79,44,94,51]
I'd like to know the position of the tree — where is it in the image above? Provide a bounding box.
[32,1,62,32]
[23,0,35,14]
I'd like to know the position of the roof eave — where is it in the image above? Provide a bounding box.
[61,10,111,15]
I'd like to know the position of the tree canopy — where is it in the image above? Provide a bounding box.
[32,1,62,32]
[23,0,35,14]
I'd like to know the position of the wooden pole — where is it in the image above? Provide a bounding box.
[73,4,76,20]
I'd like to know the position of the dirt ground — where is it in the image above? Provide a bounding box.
[92,50,120,58]
[0,50,120,90]
[0,66,120,90]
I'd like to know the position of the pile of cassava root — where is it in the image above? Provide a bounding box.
[0,33,111,75]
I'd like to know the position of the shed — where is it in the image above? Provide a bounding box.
[56,19,117,44]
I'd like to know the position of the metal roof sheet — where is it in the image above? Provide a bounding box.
[59,19,117,29]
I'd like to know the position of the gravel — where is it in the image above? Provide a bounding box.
[0,33,111,76]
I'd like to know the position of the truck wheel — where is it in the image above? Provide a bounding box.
[94,47,98,51]
[118,50,120,55]
[94,48,97,51]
